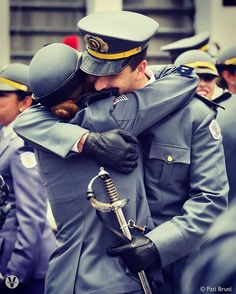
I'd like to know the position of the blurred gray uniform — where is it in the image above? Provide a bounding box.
[14,63,198,294]
[215,46,236,203]
[215,93,236,203]
[0,63,56,293]
[181,198,236,294]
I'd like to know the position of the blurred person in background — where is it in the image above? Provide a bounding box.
[215,46,236,203]
[174,49,236,204]
[174,49,220,100]
[161,31,211,63]
[181,198,236,294]
[216,45,236,95]
[0,63,56,294]
[62,34,80,50]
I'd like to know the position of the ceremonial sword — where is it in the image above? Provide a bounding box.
[87,167,153,294]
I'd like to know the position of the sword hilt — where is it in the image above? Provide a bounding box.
[0,175,10,206]
[98,167,120,204]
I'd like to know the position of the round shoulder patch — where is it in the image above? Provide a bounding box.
[20,152,37,168]
[209,119,221,140]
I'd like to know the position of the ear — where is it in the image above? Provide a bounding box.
[18,95,33,112]
[221,70,232,83]
[135,60,147,80]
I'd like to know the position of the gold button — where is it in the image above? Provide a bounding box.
[166,155,174,162]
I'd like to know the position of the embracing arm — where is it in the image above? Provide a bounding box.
[104,65,199,136]
[14,105,88,158]
[14,106,138,174]
[14,65,198,172]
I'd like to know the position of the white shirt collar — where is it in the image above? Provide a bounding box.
[144,68,155,87]
[2,122,14,138]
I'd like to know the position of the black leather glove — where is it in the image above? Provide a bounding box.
[83,129,139,174]
[107,236,161,274]
[0,175,9,206]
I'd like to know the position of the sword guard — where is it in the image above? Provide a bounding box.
[89,197,128,213]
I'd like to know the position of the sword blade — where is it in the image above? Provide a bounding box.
[114,208,153,294]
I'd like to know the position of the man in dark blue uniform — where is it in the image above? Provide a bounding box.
[0,63,56,294]
[14,11,228,294]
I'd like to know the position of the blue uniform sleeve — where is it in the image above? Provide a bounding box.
[5,145,48,282]
[110,65,199,136]
[14,105,88,158]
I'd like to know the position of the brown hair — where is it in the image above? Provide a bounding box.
[128,47,148,71]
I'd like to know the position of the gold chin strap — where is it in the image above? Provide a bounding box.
[185,61,217,73]
[224,57,236,65]
[0,77,28,92]
[199,44,209,52]
[87,46,142,60]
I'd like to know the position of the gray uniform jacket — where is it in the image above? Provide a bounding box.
[140,96,228,293]
[216,93,236,203]
[0,125,56,283]
[14,65,227,293]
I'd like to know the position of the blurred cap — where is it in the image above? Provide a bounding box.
[77,10,159,76]
[216,45,236,66]
[175,49,218,76]
[161,31,210,62]
[62,35,80,50]
[29,43,85,107]
[0,63,30,92]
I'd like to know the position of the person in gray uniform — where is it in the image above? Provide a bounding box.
[174,49,219,100]
[0,63,56,294]
[14,11,228,294]
[216,45,236,95]
[181,198,236,294]
[161,31,211,63]
[214,46,236,204]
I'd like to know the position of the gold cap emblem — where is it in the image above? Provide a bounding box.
[84,34,109,53]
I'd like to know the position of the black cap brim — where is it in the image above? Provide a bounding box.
[194,67,218,77]
[80,51,133,76]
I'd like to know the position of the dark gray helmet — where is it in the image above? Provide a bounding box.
[29,43,85,107]
[0,63,31,92]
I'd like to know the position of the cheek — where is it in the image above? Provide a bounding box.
[209,81,216,91]
[0,101,19,116]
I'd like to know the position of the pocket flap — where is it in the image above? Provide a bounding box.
[149,143,190,164]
